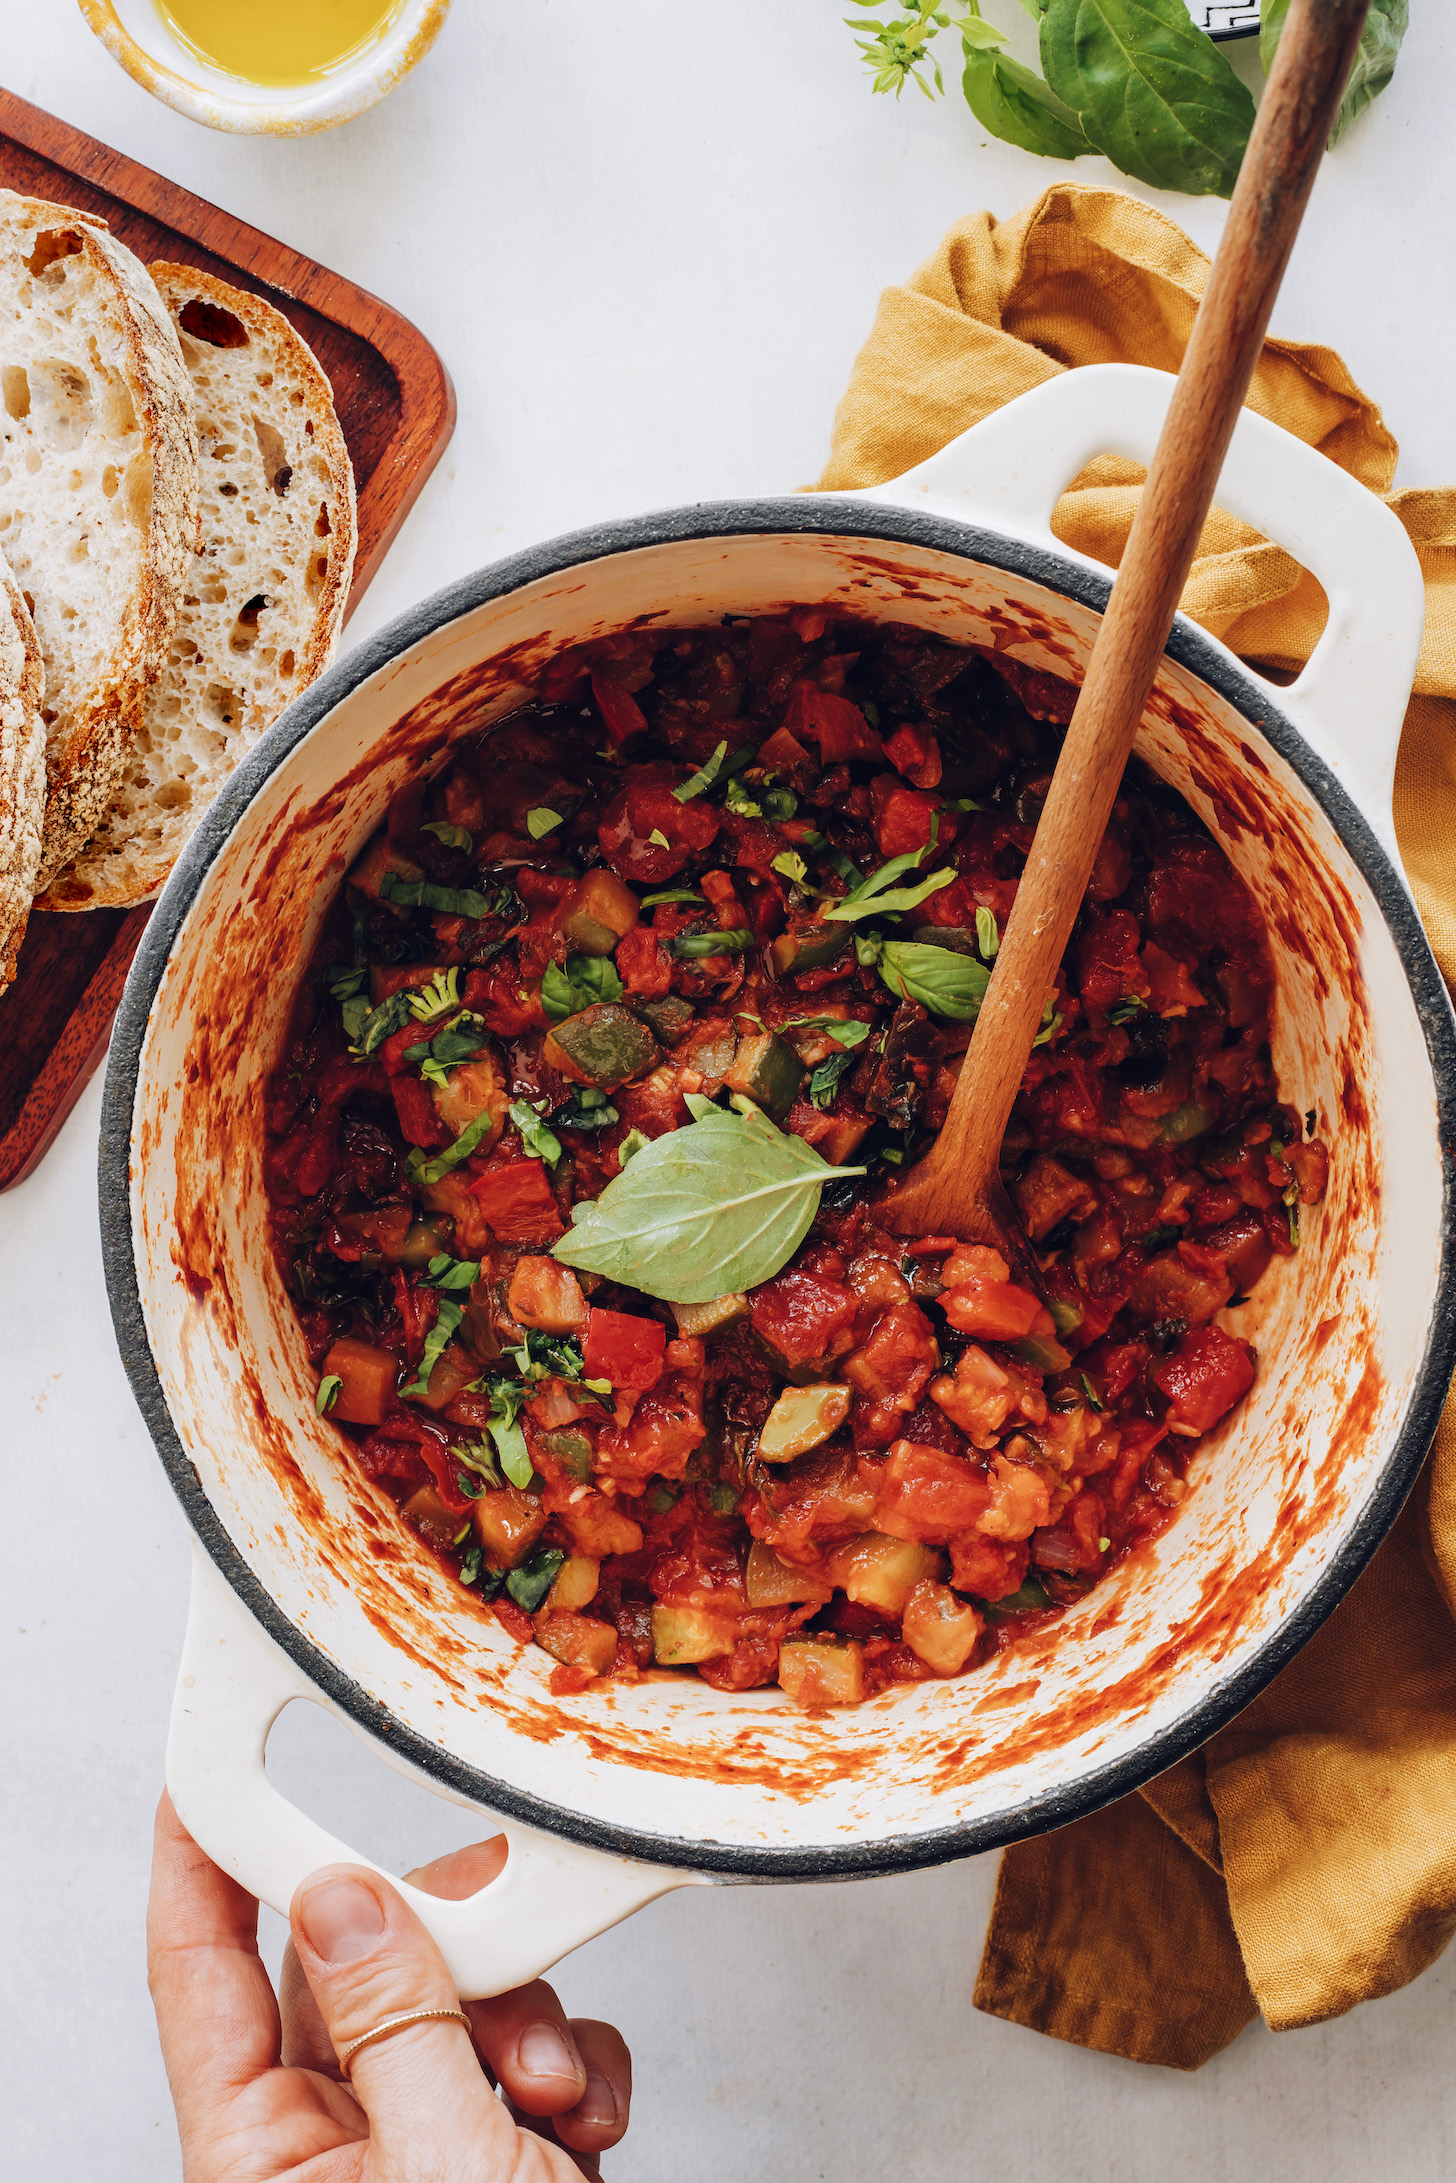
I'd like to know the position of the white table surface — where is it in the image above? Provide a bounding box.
[5,7,1456,2178]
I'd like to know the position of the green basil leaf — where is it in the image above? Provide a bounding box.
[340,994,371,1043]
[458,1545,483,1584]
[399,1297,464,1400]
[783,1014,873,1049]
[619,1127,650,1163]
[640,888,703,907]
[1261,0,1407,148]
[773,850,808,885]
[405,1103,501,1186]
[975,905,999,959]
[541,954,626,1021]
[422,820,473,853]
[354,988,414,1055]
[556,1095,621,1132]
[514,1327,590,1384]
[553,1105,866,1303]
[324,965,368,1001]
[672,740,729,801]
[822,865,956,922]
[380,871,511,922]
[315,1374,342,1416]
[1106,994,1146,1025]
[876,940,991,1021]
[962,36,1092,158]
[510,1098,563,1168]
[670,928,754,958]
[526,807,563,839]
[425,1253,481,1290]
[416,1012,486,1071]
[1040,0,1255,198]
[506,1547,565,1612]
[480,1377,535,1487]
[809,1049,857,1111]
[761,788,798,822]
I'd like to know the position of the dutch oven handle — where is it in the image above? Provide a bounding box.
[855,361,1425,868]
[168,1544,701,2000]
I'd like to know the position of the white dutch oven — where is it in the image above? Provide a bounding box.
[102,365,1456,1998]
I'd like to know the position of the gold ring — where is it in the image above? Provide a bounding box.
[338,2007,473,2077]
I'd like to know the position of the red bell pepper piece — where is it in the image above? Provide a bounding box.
[582,1306,666,1395]
[467,1156,564,1244]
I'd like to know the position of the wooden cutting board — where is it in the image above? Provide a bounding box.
[0,87,455,1191]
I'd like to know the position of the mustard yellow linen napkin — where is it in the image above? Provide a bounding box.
[816,184,1456,2068]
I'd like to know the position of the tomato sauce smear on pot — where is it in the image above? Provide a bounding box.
[265,611,1329,1707]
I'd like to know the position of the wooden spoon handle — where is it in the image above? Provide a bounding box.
[932,0,1372,1205]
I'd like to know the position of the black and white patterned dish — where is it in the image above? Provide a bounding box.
[1188,0,1260,37]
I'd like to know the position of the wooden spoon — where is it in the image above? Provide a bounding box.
[879,0,1372,1276]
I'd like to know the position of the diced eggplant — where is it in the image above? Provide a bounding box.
[825,1532,942,1615]
[744,1541,833,1608]
[901,1578,984,1675]
[397,1214,454,1269]
[814,1113,874,1166]
[778,1636,866,1706]
[756,1382,852,1462]
[321,1337,397,1426]
[650,1606,737,1665]
[535,1610,618,1678]
[544,1004,660,1090]
[547,1555,601,1612]
[723,1029,806,1123]
[558,869,640,955]
[472,1484,548,1569]
[671,1292,750,1339]
[768,921,852,979]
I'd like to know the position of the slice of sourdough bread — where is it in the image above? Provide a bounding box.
[0,192,199,890]
[0,543,45,993]
[43,265,358,911]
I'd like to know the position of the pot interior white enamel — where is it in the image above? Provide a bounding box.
[105,508,1456,1874]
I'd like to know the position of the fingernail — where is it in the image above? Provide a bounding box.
[577,2070,618,2128]
[298,1876,386,1964]
[518,2021,580,2082]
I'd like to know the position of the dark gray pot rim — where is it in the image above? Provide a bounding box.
[100,496,1456,1880]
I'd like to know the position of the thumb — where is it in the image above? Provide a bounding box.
[290,1864,509,2172]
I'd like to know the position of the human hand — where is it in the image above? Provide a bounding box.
[147,1791,632,2180]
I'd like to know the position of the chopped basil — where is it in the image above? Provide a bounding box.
[315,1374,342,1416]
[477,1377,534,1487]
[323,965,368,1000]
[398,1297,464,1400]
[455,1436,504,1490]
[422,820,473,853]
[353,988,414,1056]
[506,1546,565,1613]
[809,1049,857,1111]
[671,927,754,959]
[458,1545,483,1585]
[672,740,730,802]
[640,888,703,907]
[510,1097,563,1168]
[405,1103,502,1185]
[555,1093,621,1132]
[541,954,625,1021]
[724,776,761,818]
[425,1253,481,1290]
[379,871,512,922]
[648,828,671,848]
[975,905,999,960]
[526,807,563,839]
[403,1011,487,1076]
[1106,994,1147,1025]
[772,850,808,885]
[1080,1372,1105,1414]
[861,936,990,1022]
[761,788,798,822]
[619,1127,650,1163]
[341,994,371,1043]
[782,1014,872,1050]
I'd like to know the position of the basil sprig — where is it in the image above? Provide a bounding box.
[1262,0,1408,148]
[856,932,991,1021]
[671,928,754,959]
[510,1098,563,1168]
[399,1297,464,1400]
[380,871,513,922]
[542,954,625,1021]
[554,1103,865,1303]
[405,1103,501,1186]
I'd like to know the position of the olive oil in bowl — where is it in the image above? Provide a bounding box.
[153,0,406,87]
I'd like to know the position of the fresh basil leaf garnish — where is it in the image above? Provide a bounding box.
[425,1253,481,1290]
[315,1374,342,1416]
[379,871,512,922]
[1261,0,1406,148]
[640,888,703,908]
[324,965,368,1000]
[554,1103,865,1302]
[782,1014,873,1049]
[422,820,474,853]
[506,1547,565,1613]
[541,954,626,1022]
[510,1098,563,1168]
[975,905,999,960]
[672,740,729,802]
[526,807,563,839]
[405,1102,502,1186]
[809,1049,857,1111]
[555,1094,621,1132]
[353,988,415,1055]
[870,939,991,1022]
[399,1297,464,1400]
[670,927,754,959]
[1039,0,1254,198]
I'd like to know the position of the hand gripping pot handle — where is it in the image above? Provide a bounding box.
[168,1545,700,1999]
[856,362,1425,868]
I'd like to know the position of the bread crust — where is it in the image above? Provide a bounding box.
[0,543,45,993]
[42,263,357,910]
[0,191,199,891]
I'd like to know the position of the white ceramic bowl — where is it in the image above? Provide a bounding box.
[102,366,1456,1996]
[78,0,451,136]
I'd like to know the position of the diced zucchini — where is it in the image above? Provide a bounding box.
[768,922,851,978]
[815,1114,874,1167]
[430,1045,510,1143]
[901,1578,984,1675]
[535,1610,618,1678]
[321,1337,397,1426]
[559,870,640,954]
[349,836,424,907]
[544,1004,661,1090]
[778,1636,866,1706]
[336,1204,413,1261]
[744,1540,833,1608]
[634,994,696,1044]
[651,1605,737,1665]
[825,1532,942,1615]
[400,1484,459,1552]
[397,1214,454,1269]
[757,1382,852,1462]
[723,1029,806,1122]
[548,1554,601,1612]
[535,1426,594,1481]
[472,1484,547,1568]
[671,1292,750,1339]
[1011,1332,1073,1373]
